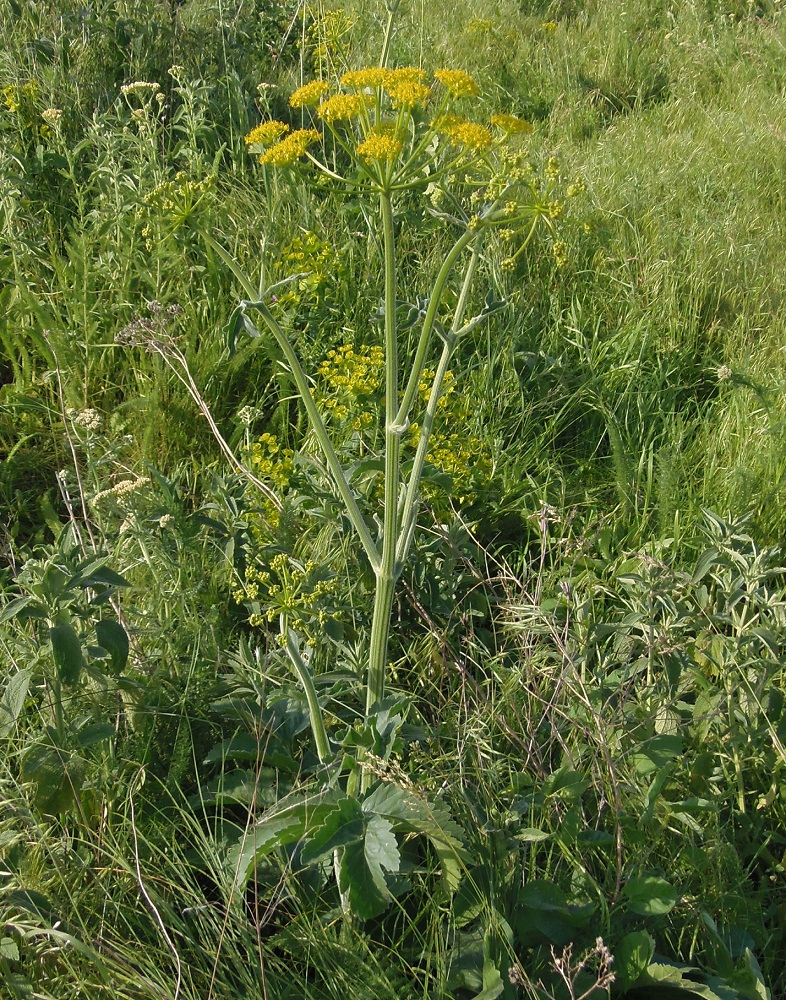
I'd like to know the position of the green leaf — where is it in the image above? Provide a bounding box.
[515,879,597,947]
[230,789,341,890]
[615,930,655,989]
[469,959,504,1000]
[365,814,400,873]
[74,723,115,748]
[22,743,87,816]
[94,619,129,673]
[633,734,683,777]
[362,782,469,892]
[79,565,131,590]
[0,596,36,624]
[515,827,550,843]
[50,623,83,687]
[203,733,263,764]
[300,795,365,864]
[338,839,391,920]
[0,669,31,739]
[0,936,19,962]
[624,875,680,916]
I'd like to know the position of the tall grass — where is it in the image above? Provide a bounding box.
[2,0,786,997]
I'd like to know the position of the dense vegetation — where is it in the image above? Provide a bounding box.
[2,0,785,997]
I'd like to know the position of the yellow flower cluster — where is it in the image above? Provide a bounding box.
[288,80,329,107]
[445,120,493,150]
[247,433,294,489]
[356,124,403,162]
[317,92,368,122]
[491,113,532,135]
[418,368,456,408]
[318,343,383,430]
[385,78,431,108]
[341,68,388,90]
[260,128,320,166]
[236,553,340,637]
[245,120,289,146]
[434,68,480,98]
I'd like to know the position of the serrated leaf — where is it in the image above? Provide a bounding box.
[362,782,469,892]
[94,619,129,673]
[365,814,400,872]
[338,839,391,920]
[1,936,20,961]
[50,623,83,687]
[230,789,340,890]
[624,875,680,916]
[0,669,31,739]
[300,795,365,864]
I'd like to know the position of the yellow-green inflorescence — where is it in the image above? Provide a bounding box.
[242,64,542,190]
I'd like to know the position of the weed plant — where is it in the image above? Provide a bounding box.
[2,0,786,998]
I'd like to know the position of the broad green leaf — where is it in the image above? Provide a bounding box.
[0,595,37,624]
[22,743,87,815]
[0,936,19,961]
[615,930,655,989]
[624,875,680,916]
[469,959,504,1000]
[633,734,683,777]
[50,623,83,687]
[94,619,129,673]
[231,809,310,889]
[515,879,597,946]
[74,723,116,748]
[338,839,391,921]
[68,557,130,591]
[516,827,550,843]
[0,669,31,738]
[300,795,365,864]
[203,733,263,764]
[365,814,400,872]
[362,782,469,891]
[231,788,341,889]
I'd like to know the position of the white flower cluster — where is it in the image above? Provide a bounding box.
[67,408,102,431]
[41,107,63,126]
[91,476,150,505]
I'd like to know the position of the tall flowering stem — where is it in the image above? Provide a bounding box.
[223,63,572,774]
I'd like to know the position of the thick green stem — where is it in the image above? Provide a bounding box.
[395,228,476,429]
[365,192,400,722]
[281,616,330,763]
[397,241,482,565]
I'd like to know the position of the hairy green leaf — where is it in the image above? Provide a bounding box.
[50,622,83,687]
[0,669,31,739]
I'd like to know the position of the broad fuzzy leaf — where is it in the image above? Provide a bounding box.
[0,669,31,738]
[300,795,365,864]
[50,622,83,687]
[362,782,469,891]
[95,619,129,673]
[624,876,680,916]
[338,840,391,920]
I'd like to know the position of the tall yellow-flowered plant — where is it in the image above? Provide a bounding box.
[206,63,571,787]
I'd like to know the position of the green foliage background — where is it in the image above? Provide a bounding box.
[1,0,785,998]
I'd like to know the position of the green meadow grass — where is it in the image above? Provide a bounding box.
[1,1,786,997]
